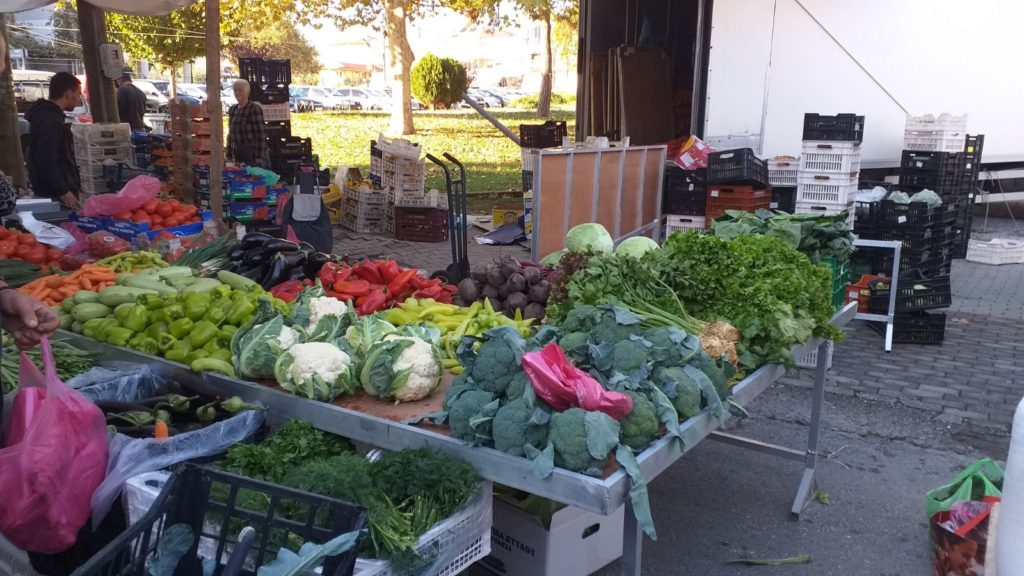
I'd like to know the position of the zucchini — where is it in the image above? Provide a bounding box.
[217,270,258,291]
[71,320,83,333]
[71,302,112,322]
[98,286,159,307]
[73,290,100,305]
[61,298,76,313]
[156,266,195,280]
[182,278,223,294]
[58,314,73,330]
[121,275,178,297]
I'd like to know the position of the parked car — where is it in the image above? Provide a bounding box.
[289,86,321,112]
[330,88,367,110]
[176,83,207,105]
[221,88,237,114]
[302,86,347,110]
[335,88,377,110]
[461,88,501,109]
[132,80,171,113]
[475,88,506,107]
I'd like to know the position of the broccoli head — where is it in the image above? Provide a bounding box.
[549,407,618,475]
[559,331,591,355]
[448,390,497,442]
[492,398,550,457]
[654,366,702,419]
[443,372,472,411]
[611,337,651,375]
[619,391,659,449]
[558,305,598,333]
[592,306,644,344]
[643,326,700,367]
[504,370,531,402]
[470,327,527,396]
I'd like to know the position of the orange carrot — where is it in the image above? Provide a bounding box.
[81,277,93,290]
[154,420,169,440]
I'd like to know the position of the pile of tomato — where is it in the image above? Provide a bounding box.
[0,228,64,267]
[113,199,202,230]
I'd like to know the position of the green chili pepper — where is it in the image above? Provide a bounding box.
[158,334,178,352]
[202,336,223,353]
[185,350,209,364]
[164,348,189,363]
[196,401,218,422]
[168,318,194,339]
[188,320,219,348]
[183,293,211,322]
[209,348,232,363]
[190,357,236,378]
[109,411,155,427]
[226,299,256,326]
[105,327,134,347]
[220,396,262,413]
[123,305,149,333]
[155,409,172,424]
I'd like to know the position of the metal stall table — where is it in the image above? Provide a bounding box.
[57,303,855,576]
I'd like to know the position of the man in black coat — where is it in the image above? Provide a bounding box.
[115,71,148,131]
[26,72,82,208]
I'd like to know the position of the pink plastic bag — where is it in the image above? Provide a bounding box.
[522,343,633,420]
[81,175,159,216]
[60,222,89,255]
[0,338,109,553]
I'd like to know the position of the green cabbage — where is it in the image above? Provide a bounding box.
[615,236,659,258]
[565,223,613,254]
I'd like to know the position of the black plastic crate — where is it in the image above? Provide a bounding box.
[239,57,261,84]
[254,85,290,105]
[265,120,291,141]
[873,246,952,276]
[854,200,881,232]
[71,465,367,576]
[521,170,534,191]
[519,121,567,149]
[877,201,953,229]
[867,270,952,313]
[238,57,292,86]
[802,113,865,143]
[871,224,953,252]
[771,186,796,213]
[869,311,946,345]
[706,148,769,187]
[269,136,313,160]
[899,150,962,176]
[663,166,707,216]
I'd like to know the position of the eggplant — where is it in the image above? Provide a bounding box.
[239,265,266,281]
[243,247,268,268]
[227,244,246,261]
[259,253,288,289]
[240,232,273,250]
[298,242,316,255]
[281,250,307,269]
[286,267,307,281]
[262,239,299,254]
[303,252,331,278]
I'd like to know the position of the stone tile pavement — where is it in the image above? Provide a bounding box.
[334,219,1024,431]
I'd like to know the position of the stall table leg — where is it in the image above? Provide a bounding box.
[791,339,829,516]
[621,499,643,576]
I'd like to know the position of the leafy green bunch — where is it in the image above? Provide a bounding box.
[711,209,856,264]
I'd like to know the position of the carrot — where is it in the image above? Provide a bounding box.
[46,276,65,289]
[81,277,93,290]
[154,420,169,440]
[59,285,79,297]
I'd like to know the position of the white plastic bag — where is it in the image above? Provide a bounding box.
[18,211,75,250]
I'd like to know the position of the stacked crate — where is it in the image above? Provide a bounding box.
[339,168,388,234]
[865,268,952,345]
[767,156,798,213]
[71,123,133,198]
[704,148,771,228]
[519,121,567,192]
[796,113,864,228]
[241,58,312,181]
[169,101,212,201]
[375,135,441,240]
[661,165,706,234]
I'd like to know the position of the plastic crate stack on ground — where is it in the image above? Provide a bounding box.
[661,165,707,234]
[71,122,134,198]
[374,135,449,241]
[519,120,567,192]
[339,168,389,234]
[796,113,864,228]
[242,57,298,177]
[169,101,213,201]
[953,134,985,257]
[703,148,771,228]
[866,268,952,344]
[767,156,798,213]
[871,200,955,278]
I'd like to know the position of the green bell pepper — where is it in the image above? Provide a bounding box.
[105,327,134,347]
[211,284,232,301]
[219,325,239,341]
[188,320,219,348]
[185,349,210,364]
[183,293,211,322]
[168,317,194,339]
[146,322,169,341]
[164,348,189,363]
[82,318,109,339]
[163,304,185,322]
[93,318,120,341]
[137,293,165,311]
[205,306,227,326]
[158,334,178,352]
[136,337,159,355]
[128,332,147,349]
[209,348,232,363]
[226,299,256,326]
[171,338,192,352]
[123,305,149,333]
[202,336,223,353]
[114,303,134,323]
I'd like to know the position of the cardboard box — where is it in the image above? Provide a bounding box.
[481,496,624,576]
[493,207,524,228]
[523,190,533,237]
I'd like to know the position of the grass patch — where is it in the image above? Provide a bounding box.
[289,107,575,193]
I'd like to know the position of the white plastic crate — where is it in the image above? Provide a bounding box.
[355,482,492,576]
[376,134,422,161]
[71,122,132,146]
[390,187,449,209]
[261,103,290,122]
[80,178,111,197]
[796,171,859,205]
[381,156,425,194]
[521,147,540,171]
[903,131,966,153]
[665,214,705,235]
[905,113,968,134]
[799,141,861,173]
[75,143,134,167]
[966,239,1024,265]
[795,200,855,229]
[796,341,834,369]
[767,157,799,187]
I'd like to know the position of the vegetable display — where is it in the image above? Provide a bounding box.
[18,264,119,308]
[317,259,456,314]
[710,209,855,264]
[220,421,480,569]
[0,227,66,269]
[110,197,201,230]
[1,333,96,393]
[99,393,262,438]
[461,257,550,321]
[221,232,333,291]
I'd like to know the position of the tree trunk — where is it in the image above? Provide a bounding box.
[0,16,27,189]
[78,2,118,123]
[383,0,415,135]
[536,9,553,118]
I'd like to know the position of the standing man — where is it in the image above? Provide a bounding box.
[115,69,148,131]
[226,79,267,166]
[26,72,81,208]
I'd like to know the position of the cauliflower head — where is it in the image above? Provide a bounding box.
[307,296,351,334]
[274,342,357,402]
[360,336,444,402]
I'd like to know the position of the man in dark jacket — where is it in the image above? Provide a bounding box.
[26,72,82,208]
[116,71,148,130]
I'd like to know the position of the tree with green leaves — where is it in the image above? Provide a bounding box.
[225,23,322,84]
[105,4,206,87]
[512,0,577,117]
[411,53,468,109]
[0,16,27,189]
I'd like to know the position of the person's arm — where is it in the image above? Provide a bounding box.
[30,112,73,197]
[0,283,59,349]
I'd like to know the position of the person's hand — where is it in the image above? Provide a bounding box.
[0,289,60,349]
[59,192,80,209]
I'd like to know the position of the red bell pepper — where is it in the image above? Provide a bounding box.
[379,260,402,283]
[334,279,370,297]
[408,274,431,291]
[387,269,419,296]
[353,260,384,284]
[270,279,305,303]
[358,289,389,316]
[335,266,353,282]
[326,290,354,302]
[415,285,443,299]
[318,262,341,285]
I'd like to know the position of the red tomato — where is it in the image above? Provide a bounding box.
[0,227,9,239]
[168,199,182,210]
[0,242,15,256]
[156,203,174,218]
[113,211,133,221]
[182,204,199,216]
[150,215,164,227]
[46,248,63,260]
[135,216,152,226]
[23,247,46,264]
[132,210,148,222]
[164,217,181,228]
[190,216,202,223]
[14,244,31,257]
[142,200,159,213]
[17,234,36,245]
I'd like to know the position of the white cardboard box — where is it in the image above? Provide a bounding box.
[480,496,624,576]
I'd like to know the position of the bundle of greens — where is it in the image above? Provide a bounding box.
[710,209,855,264]
[0,333,96,393]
